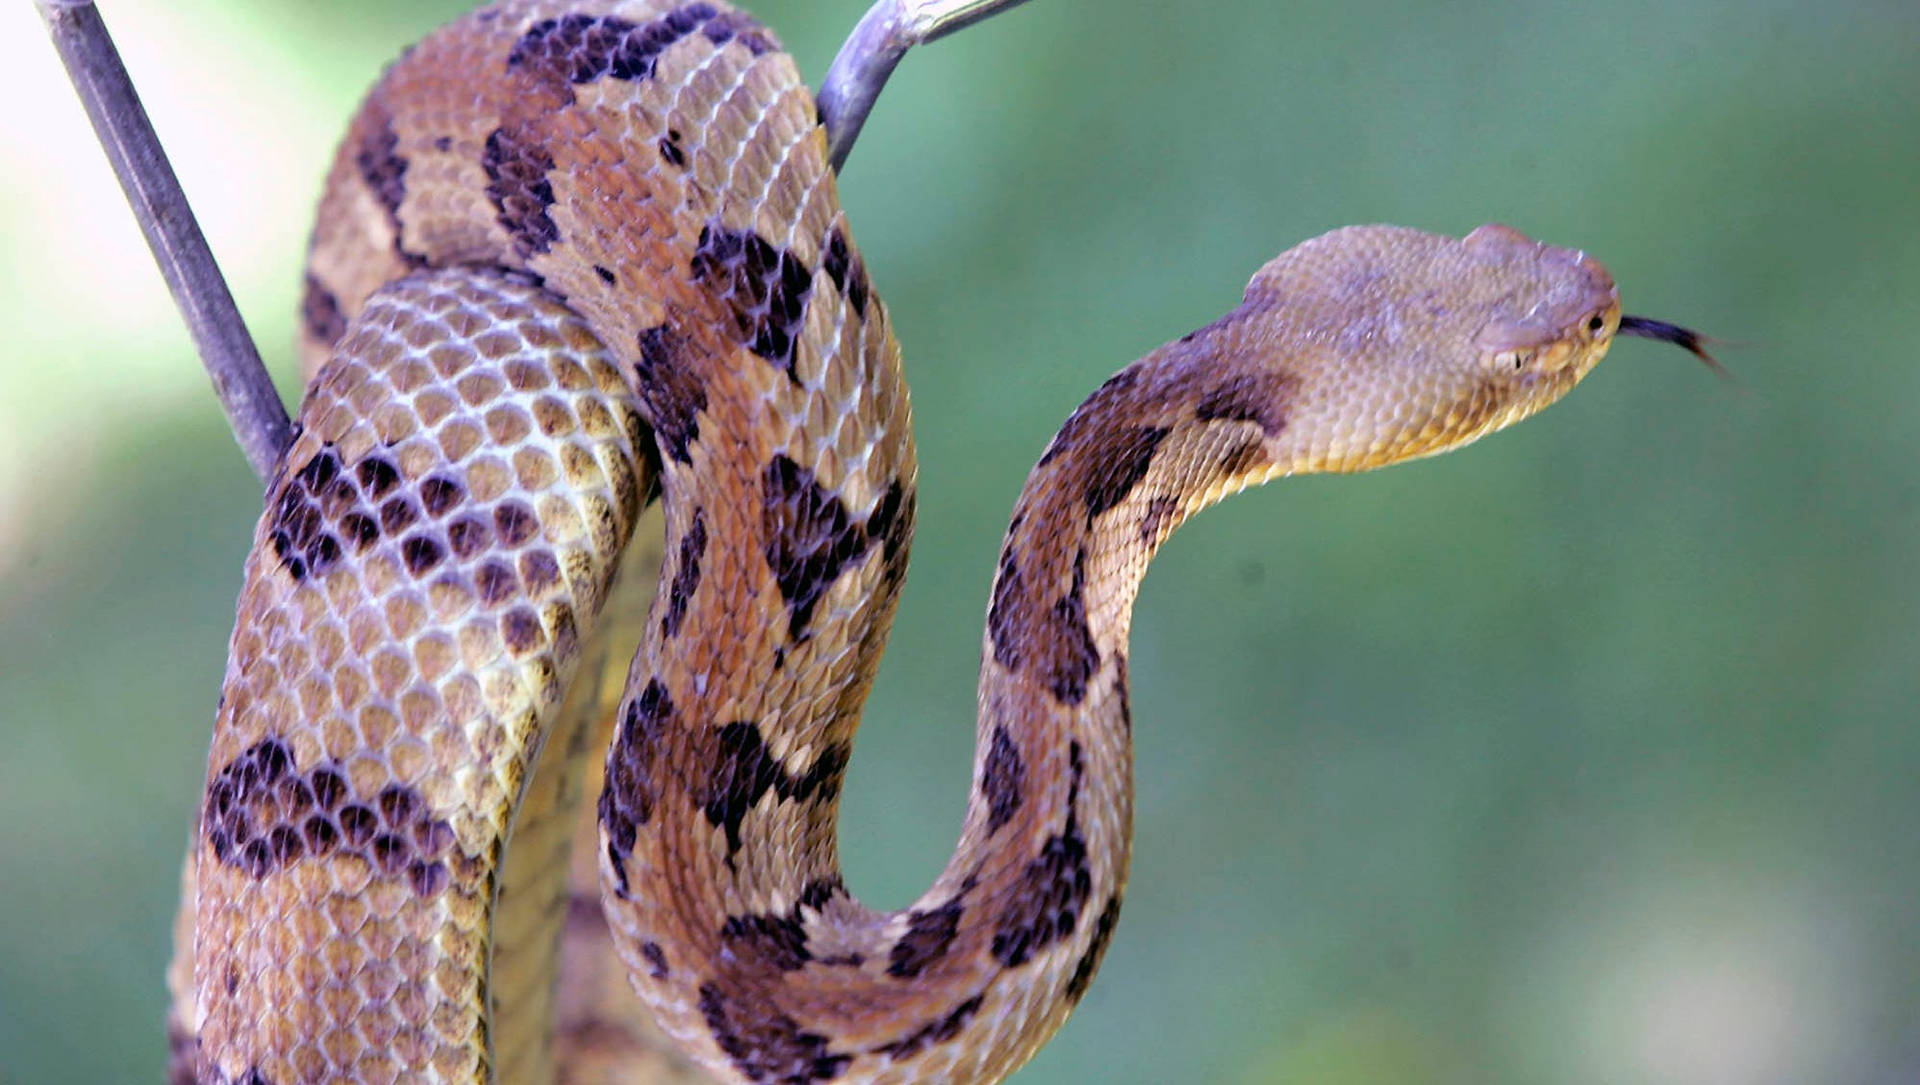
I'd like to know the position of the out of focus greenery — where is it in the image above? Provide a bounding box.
[3,1,1916,1082]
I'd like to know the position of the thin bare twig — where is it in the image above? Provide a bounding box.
[819,0,1035,171]
[37,0,293,485]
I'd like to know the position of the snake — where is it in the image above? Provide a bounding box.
[162,1,1714,1082]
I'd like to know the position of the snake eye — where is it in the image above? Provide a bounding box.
[1586,314,1606,334]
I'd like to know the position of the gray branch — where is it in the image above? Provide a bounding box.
[36,0,292,486]
[819,0,1035,171]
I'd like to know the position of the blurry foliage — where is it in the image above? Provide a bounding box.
[3,0,1917,1082]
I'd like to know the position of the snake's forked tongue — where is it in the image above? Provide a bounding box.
[1619,315,1730,379]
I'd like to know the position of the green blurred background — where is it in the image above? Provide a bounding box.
[4,0,1917,1081]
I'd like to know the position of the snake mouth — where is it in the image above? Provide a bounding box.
[1618,315,1729,378]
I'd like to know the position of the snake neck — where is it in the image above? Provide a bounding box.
[595,292,1339,1082]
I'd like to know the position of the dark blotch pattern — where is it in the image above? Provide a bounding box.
[699,983,851,1084]
[988,545,1101,704]
[991,742,1092,967]
[202,737,453,898]
[507,5,767,94]
[820,227,870,318]
[865,479,913,590]
[301,274,346,348]
[872,994,985,1061]
[641,940,670,980]
[887,898,963,978]
[354,109,407,226]
[1066,895,1122,1003]
[761,456,902,638]
[691,224,813,371]
[661,507,708,638]
[721,909,812,972]
[268,446,348,581]
[699,8,777,54]
[599,678,674,897]
[1080,425,1169,520]
[483,126,559,257]
[634,324,708,464]
[981,725,1025,835]
[1039,368,1138,468]
[1194,370,1298,438]
[698,720,849,858]
[659,128,688,168]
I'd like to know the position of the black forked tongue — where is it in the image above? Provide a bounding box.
[1618,315,1731,380]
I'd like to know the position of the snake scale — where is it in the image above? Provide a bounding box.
[163,1,1711,1082]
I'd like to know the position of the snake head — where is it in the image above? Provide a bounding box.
[1236,222,1636,470]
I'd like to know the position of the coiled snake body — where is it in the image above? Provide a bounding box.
[167,2,1695,1082]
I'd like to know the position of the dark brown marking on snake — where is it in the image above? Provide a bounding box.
[642,941,670,979]
[447,515,493,560]
[1034,549,1100,704]
[601,678,674,898]
[635,324,707,464]
[821,227,870,319]
[1080,425,1169,520]
[798,875,845,910]
[1065,895,1122,1003]
[354,108,407,227]
[475,559,518,607]
[1113,651,1132,732]
[1139,495,1183,548]
[721,909,813,972]
[981,725,1025,836]
[866,479,913,590]
[594,264,617,284]
[987,544,1025,670]
[873,994,985,1061]
[761,455,878,638]
[401,535,445,578]
[357,456,400,498]
[493,501,539,547]
[301,274,346,347]
[203,738,451,896]
[268,446,348,581]
[339,512,379,553]
[658,128,688,168]
[379,496,420,536]
[699,982,852,1084]
[698,720,850,858]
[509,6,749,96]
[691,223,813,372]
[500,606,543,655]
[1194,370,1298,437]
[1039,368,1140,468]
[700,8,777,54]
[661,508,708,638]
[888,898,964,978]
[234,1068,276,1085]
[483,126,559,257]
[519,549,562,598]
[420,476,464,518]
[1220,436,1269,481]
[991,742,1092,967]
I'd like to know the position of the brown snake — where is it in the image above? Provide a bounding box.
[164,1,1713,1082]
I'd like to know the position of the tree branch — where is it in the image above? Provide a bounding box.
[819,0,1035,171]
[36,0,293,486]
